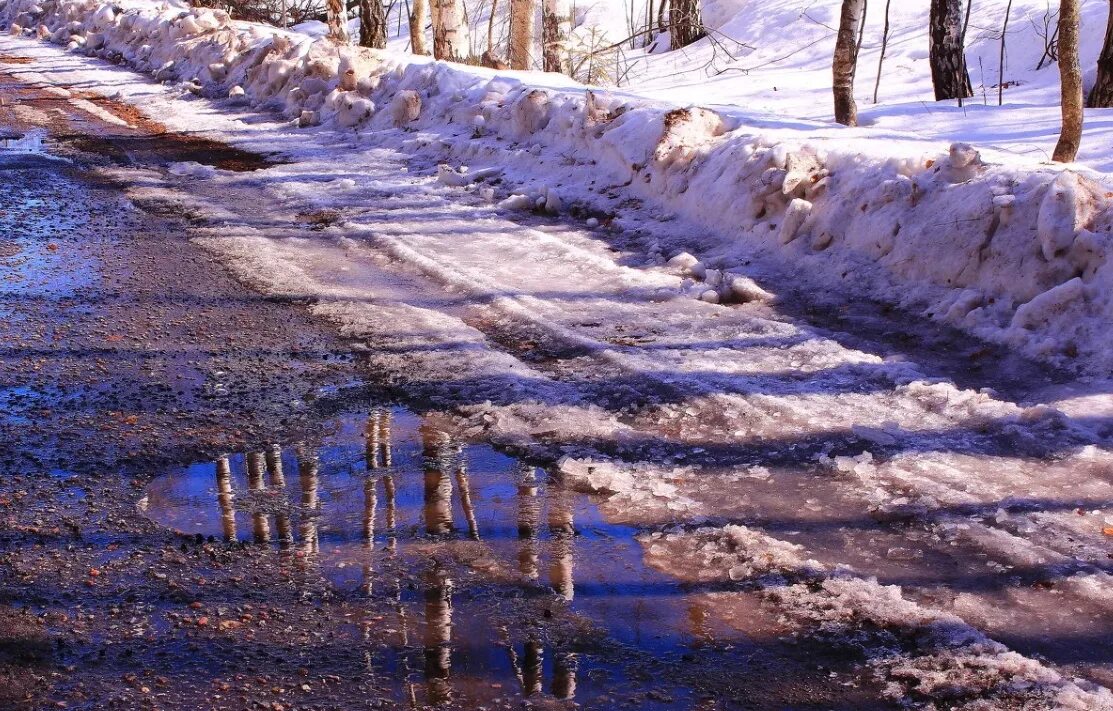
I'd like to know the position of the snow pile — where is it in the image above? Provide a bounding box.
[643,524,1113,710]
[3,0,1113,374]
[556,456,700,520]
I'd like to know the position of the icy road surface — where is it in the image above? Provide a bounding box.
[1,37,1113,711]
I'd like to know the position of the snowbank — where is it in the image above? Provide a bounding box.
[3,0,1113,373]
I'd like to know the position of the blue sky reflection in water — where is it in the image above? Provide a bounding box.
[142,407,714,709]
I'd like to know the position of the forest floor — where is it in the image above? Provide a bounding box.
[2,40,1113,711]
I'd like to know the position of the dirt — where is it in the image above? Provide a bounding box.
[0,70,280,170]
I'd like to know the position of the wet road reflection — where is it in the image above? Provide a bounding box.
[144,408,714,708]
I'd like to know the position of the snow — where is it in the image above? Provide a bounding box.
[630,0,1113,170]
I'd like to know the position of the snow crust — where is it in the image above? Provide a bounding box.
[642,524,1113,710]
[4,0,1113,373]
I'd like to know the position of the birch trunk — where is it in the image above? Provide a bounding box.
[508,0,533,70]
[1054,0,1083,161]
[430,0,470,61]
[326,0,349,43]
[929,0,972,100]
[833,0,865,126]
[409,0,428,54]
[541,0,569,73]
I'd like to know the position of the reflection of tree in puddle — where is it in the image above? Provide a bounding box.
[214,456,237,543]
[422,561,454,704]
[246,452,270,544]
[296,447,320,557]
[421,422,456,538]
[265,444,294,546]
[193,409,589,705]
[548,474,575,603]
[516,463,541,581]
[502,627,578,701]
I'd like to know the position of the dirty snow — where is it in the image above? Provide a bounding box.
[642,523,1113,709]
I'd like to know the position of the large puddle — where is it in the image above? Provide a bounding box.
[142,407,727,708]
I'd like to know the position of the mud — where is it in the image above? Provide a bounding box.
[0,66,280,171]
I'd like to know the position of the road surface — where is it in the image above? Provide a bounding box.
[1,39,1112,711]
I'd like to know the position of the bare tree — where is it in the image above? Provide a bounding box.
[872,0,892,103]
[1053,0,1082,161]
[669,0,702,48]
[998,0,1013,105]
[487,0,499,53]
[833,0,865,125]
[431,0,470,60]
[1088,0,1113,107]
[1034,5,1060,70]
[359,0,387,47]
[508,0,533,69]
[326,0,350,42]
[542,0,570,72]
[409,0,428,54]
[929,0,972,100]
[480,1,509,68]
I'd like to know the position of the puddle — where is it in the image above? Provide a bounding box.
[60,134,281,172]
[142,407,714,708]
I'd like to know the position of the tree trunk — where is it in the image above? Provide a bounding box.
[929,0,972,100]
[409,0,428,54]
[998,0,1013,106]
[542,0,569,73]
[430,0,470,61]
[508,0,532,69]
[669,0,702,48]
[872,0,892,103]
[1054,0,1083,161]
[833,0,865,126]
[956,0,971,106]
[326,0,350,43]
[359,0,388,48]
[1087,0,1113,107]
